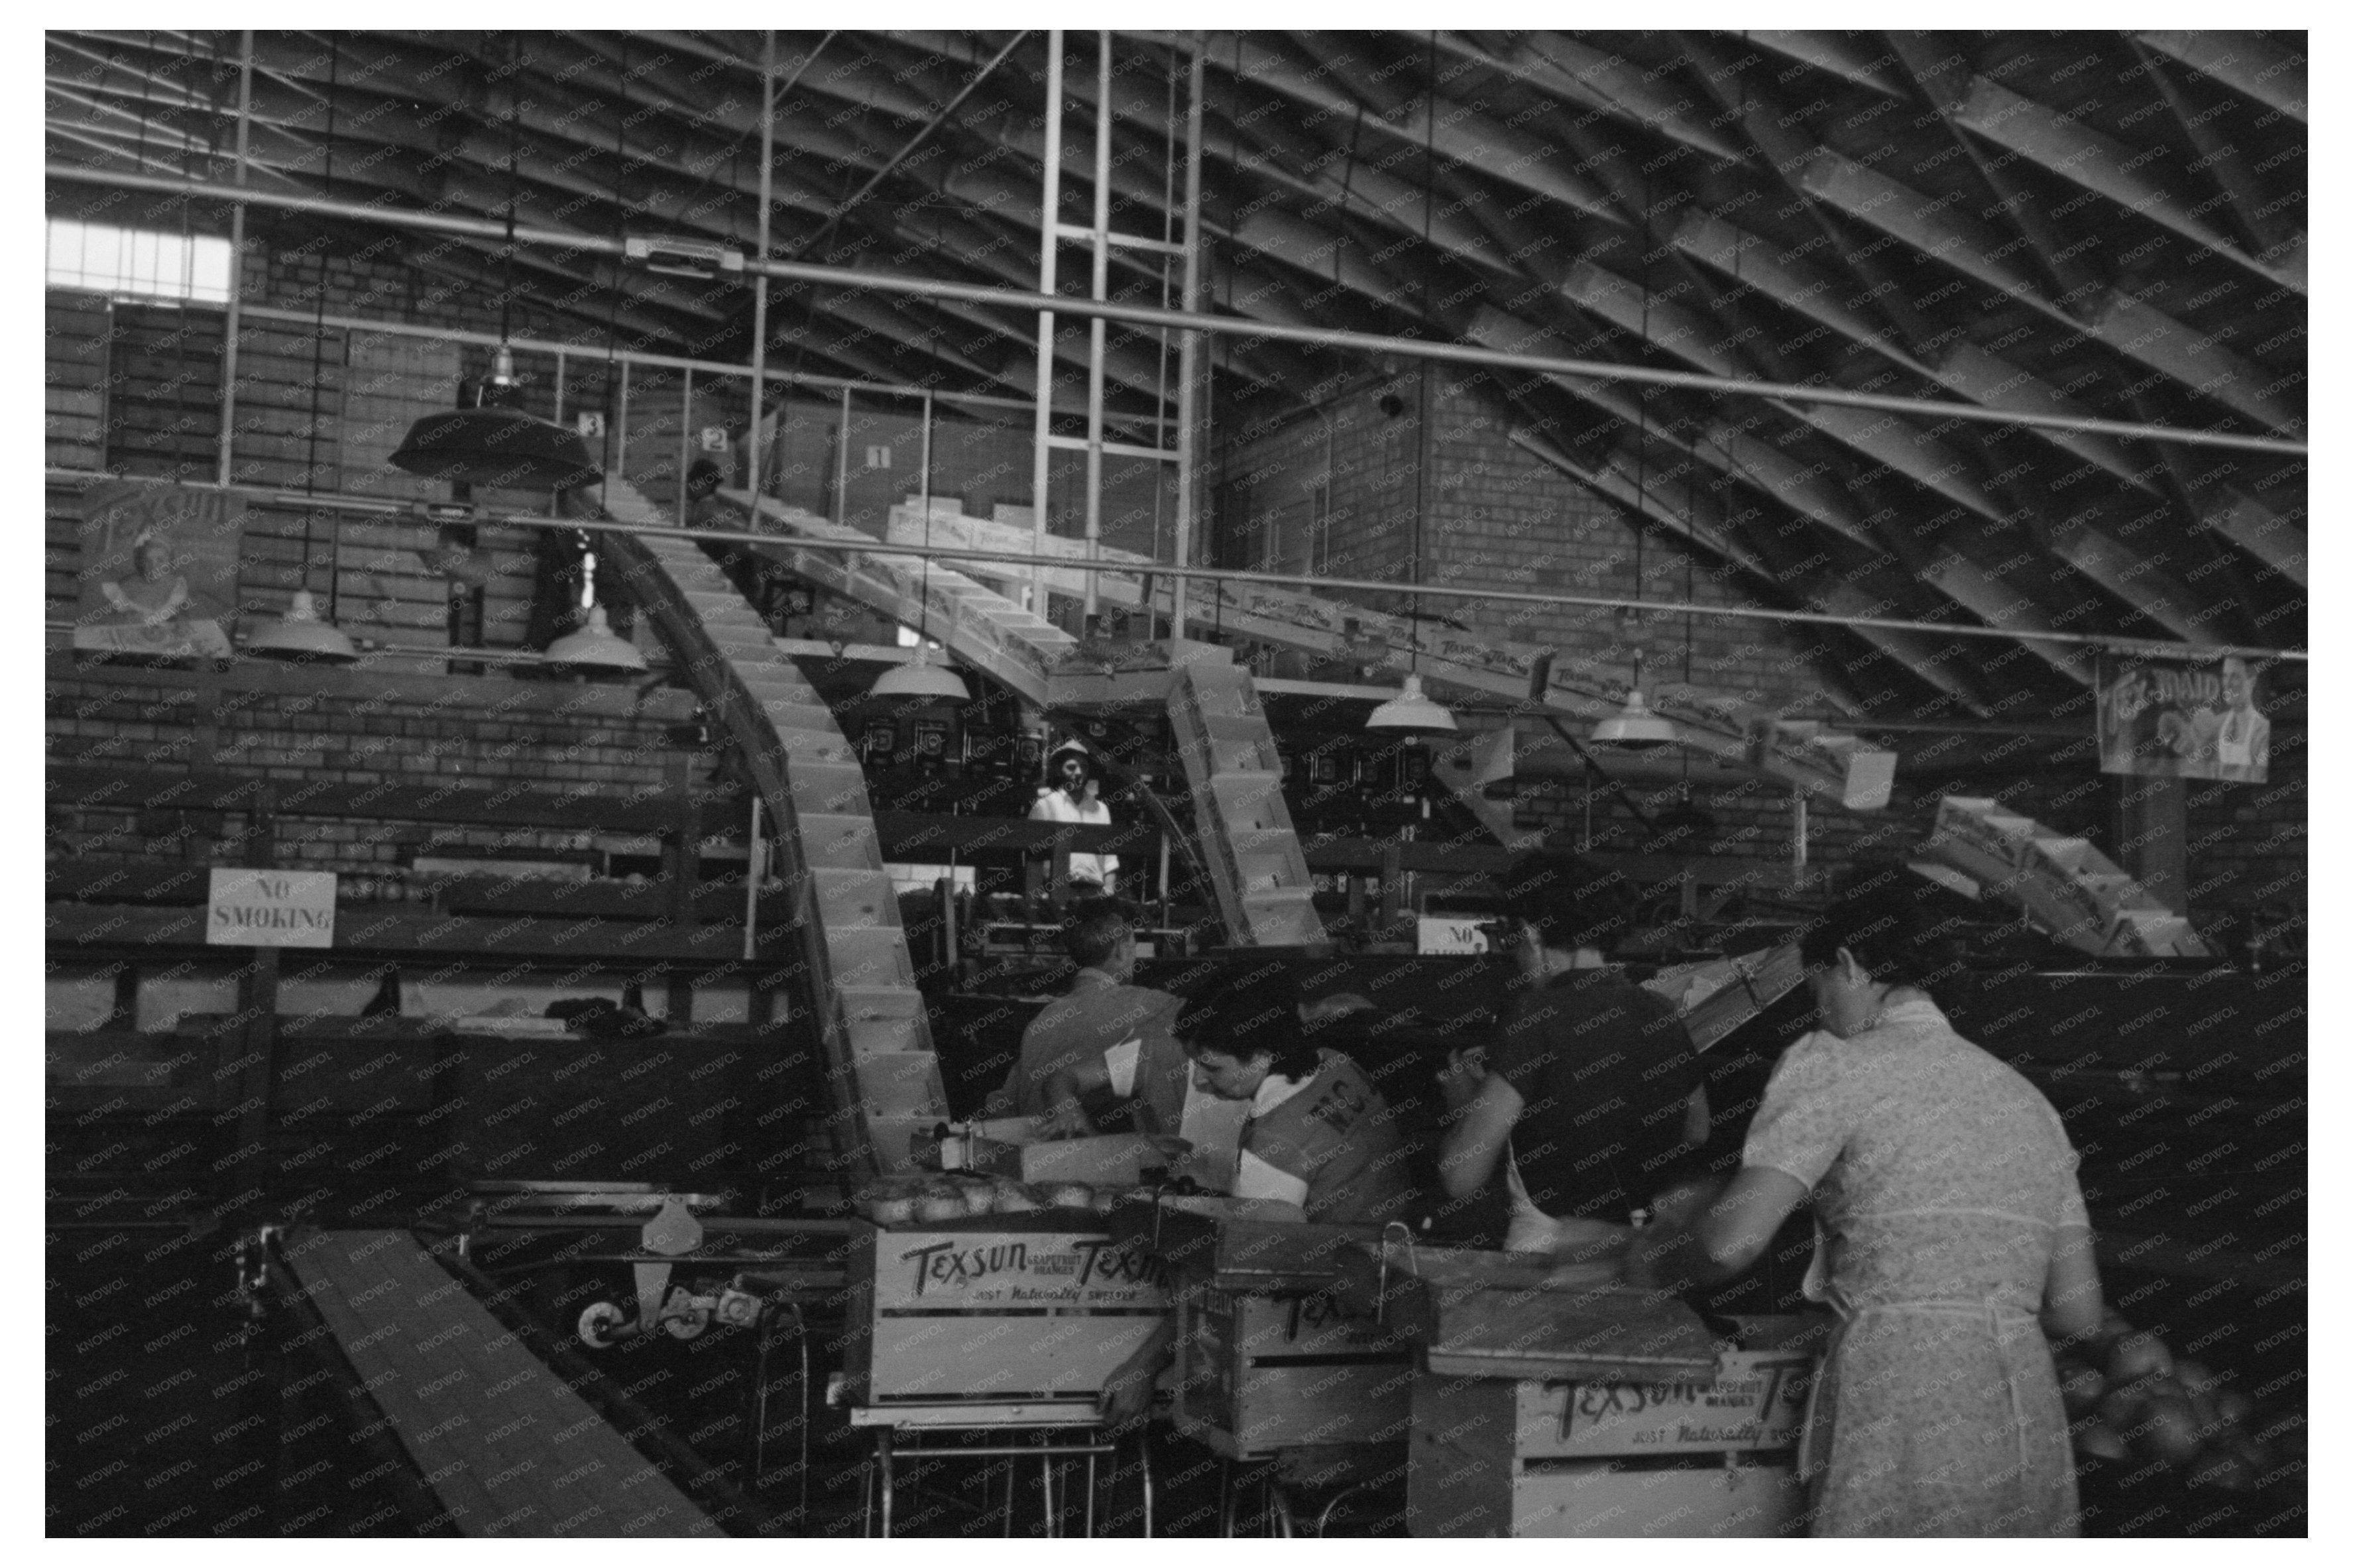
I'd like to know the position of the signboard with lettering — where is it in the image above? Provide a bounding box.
[1418,915,1492,955]
[76,480,240,660]
[2097,649,2271,783]
[206,868,337,948]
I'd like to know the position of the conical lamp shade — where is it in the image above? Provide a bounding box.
[1365,671,1456,733]
[391,406,601,492]
[247,589,359,663]
[869,644,970,702]
[544,604,648,673]
[1591,687,1678,746]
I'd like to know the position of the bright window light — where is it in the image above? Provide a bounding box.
[46,218,233,304]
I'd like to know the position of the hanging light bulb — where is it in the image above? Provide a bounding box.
[247,588,359,663]
[1366,671,1456,733]
[869,641,970,701]
[544,548,647,673]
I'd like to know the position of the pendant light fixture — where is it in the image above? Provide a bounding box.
[389,41,598,495]
[1593,200,1674,751]
[249,43,357,665]
[867,398,968,702]
[1368,52,1455,738]
[248,587,359,663]
[544,539,648,673]
[1367,670,1456,733]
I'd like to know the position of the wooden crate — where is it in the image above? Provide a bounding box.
[1175,1286,1415,1459]
[842,1220,1172,1422]
[1408,1446,1806,1538]
[1405,1314,1824,1538]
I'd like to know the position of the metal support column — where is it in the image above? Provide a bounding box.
[1171,36,1208,638]
[746,30,775,499]
[215,30,255,488]
[1029,32,1065,616]
[1082,34,1113,618]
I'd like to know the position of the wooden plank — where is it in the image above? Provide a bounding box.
[280,1229,718,1537]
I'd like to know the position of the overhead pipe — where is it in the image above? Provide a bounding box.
[46,164,2306,458]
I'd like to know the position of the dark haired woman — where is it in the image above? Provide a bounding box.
[1625,886,2104,1536]
[1175,978,1416,1227]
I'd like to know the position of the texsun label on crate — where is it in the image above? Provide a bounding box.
[877,1229,1171,1309]
[1546,1353,1813,1456]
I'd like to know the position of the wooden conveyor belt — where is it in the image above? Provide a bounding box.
[591,477,948,1174]
[877,500,1898,811]
[279,1229,718,1537]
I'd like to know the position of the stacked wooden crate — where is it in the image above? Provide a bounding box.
[1165,655,1325,947]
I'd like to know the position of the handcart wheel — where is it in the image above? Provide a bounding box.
[577,1300,631,1347]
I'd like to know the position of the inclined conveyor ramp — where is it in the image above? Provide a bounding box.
[593,476,949,1175]
[277,1228,718,1537]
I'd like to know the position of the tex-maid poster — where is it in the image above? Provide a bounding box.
[2096,650,2270,784]
[75,480,240,660]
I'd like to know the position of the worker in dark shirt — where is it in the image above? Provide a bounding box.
[1436,852,1707,1255]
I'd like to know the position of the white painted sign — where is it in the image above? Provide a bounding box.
[207,868,337,948]
[1418,915,1491,955]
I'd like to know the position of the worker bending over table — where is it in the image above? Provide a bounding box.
[1622,882,2104,1536]
[1436,851,1709,1255]
[1100,966,1418,1424]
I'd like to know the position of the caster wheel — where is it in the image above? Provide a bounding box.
[662,1308,712,1341]
[578,1301,630,1348]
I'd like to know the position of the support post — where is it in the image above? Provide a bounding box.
[1030,32,1066,618]
[746,30,775,499]
[215,30,255,487]
[2113,775,2189,915]
[836,386,853,527]
[1170,34,1208,638]
[1082,33,1112,620]
[678,364,695,526]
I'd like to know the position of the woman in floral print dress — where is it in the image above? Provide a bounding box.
[1627,883,2105,1535]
